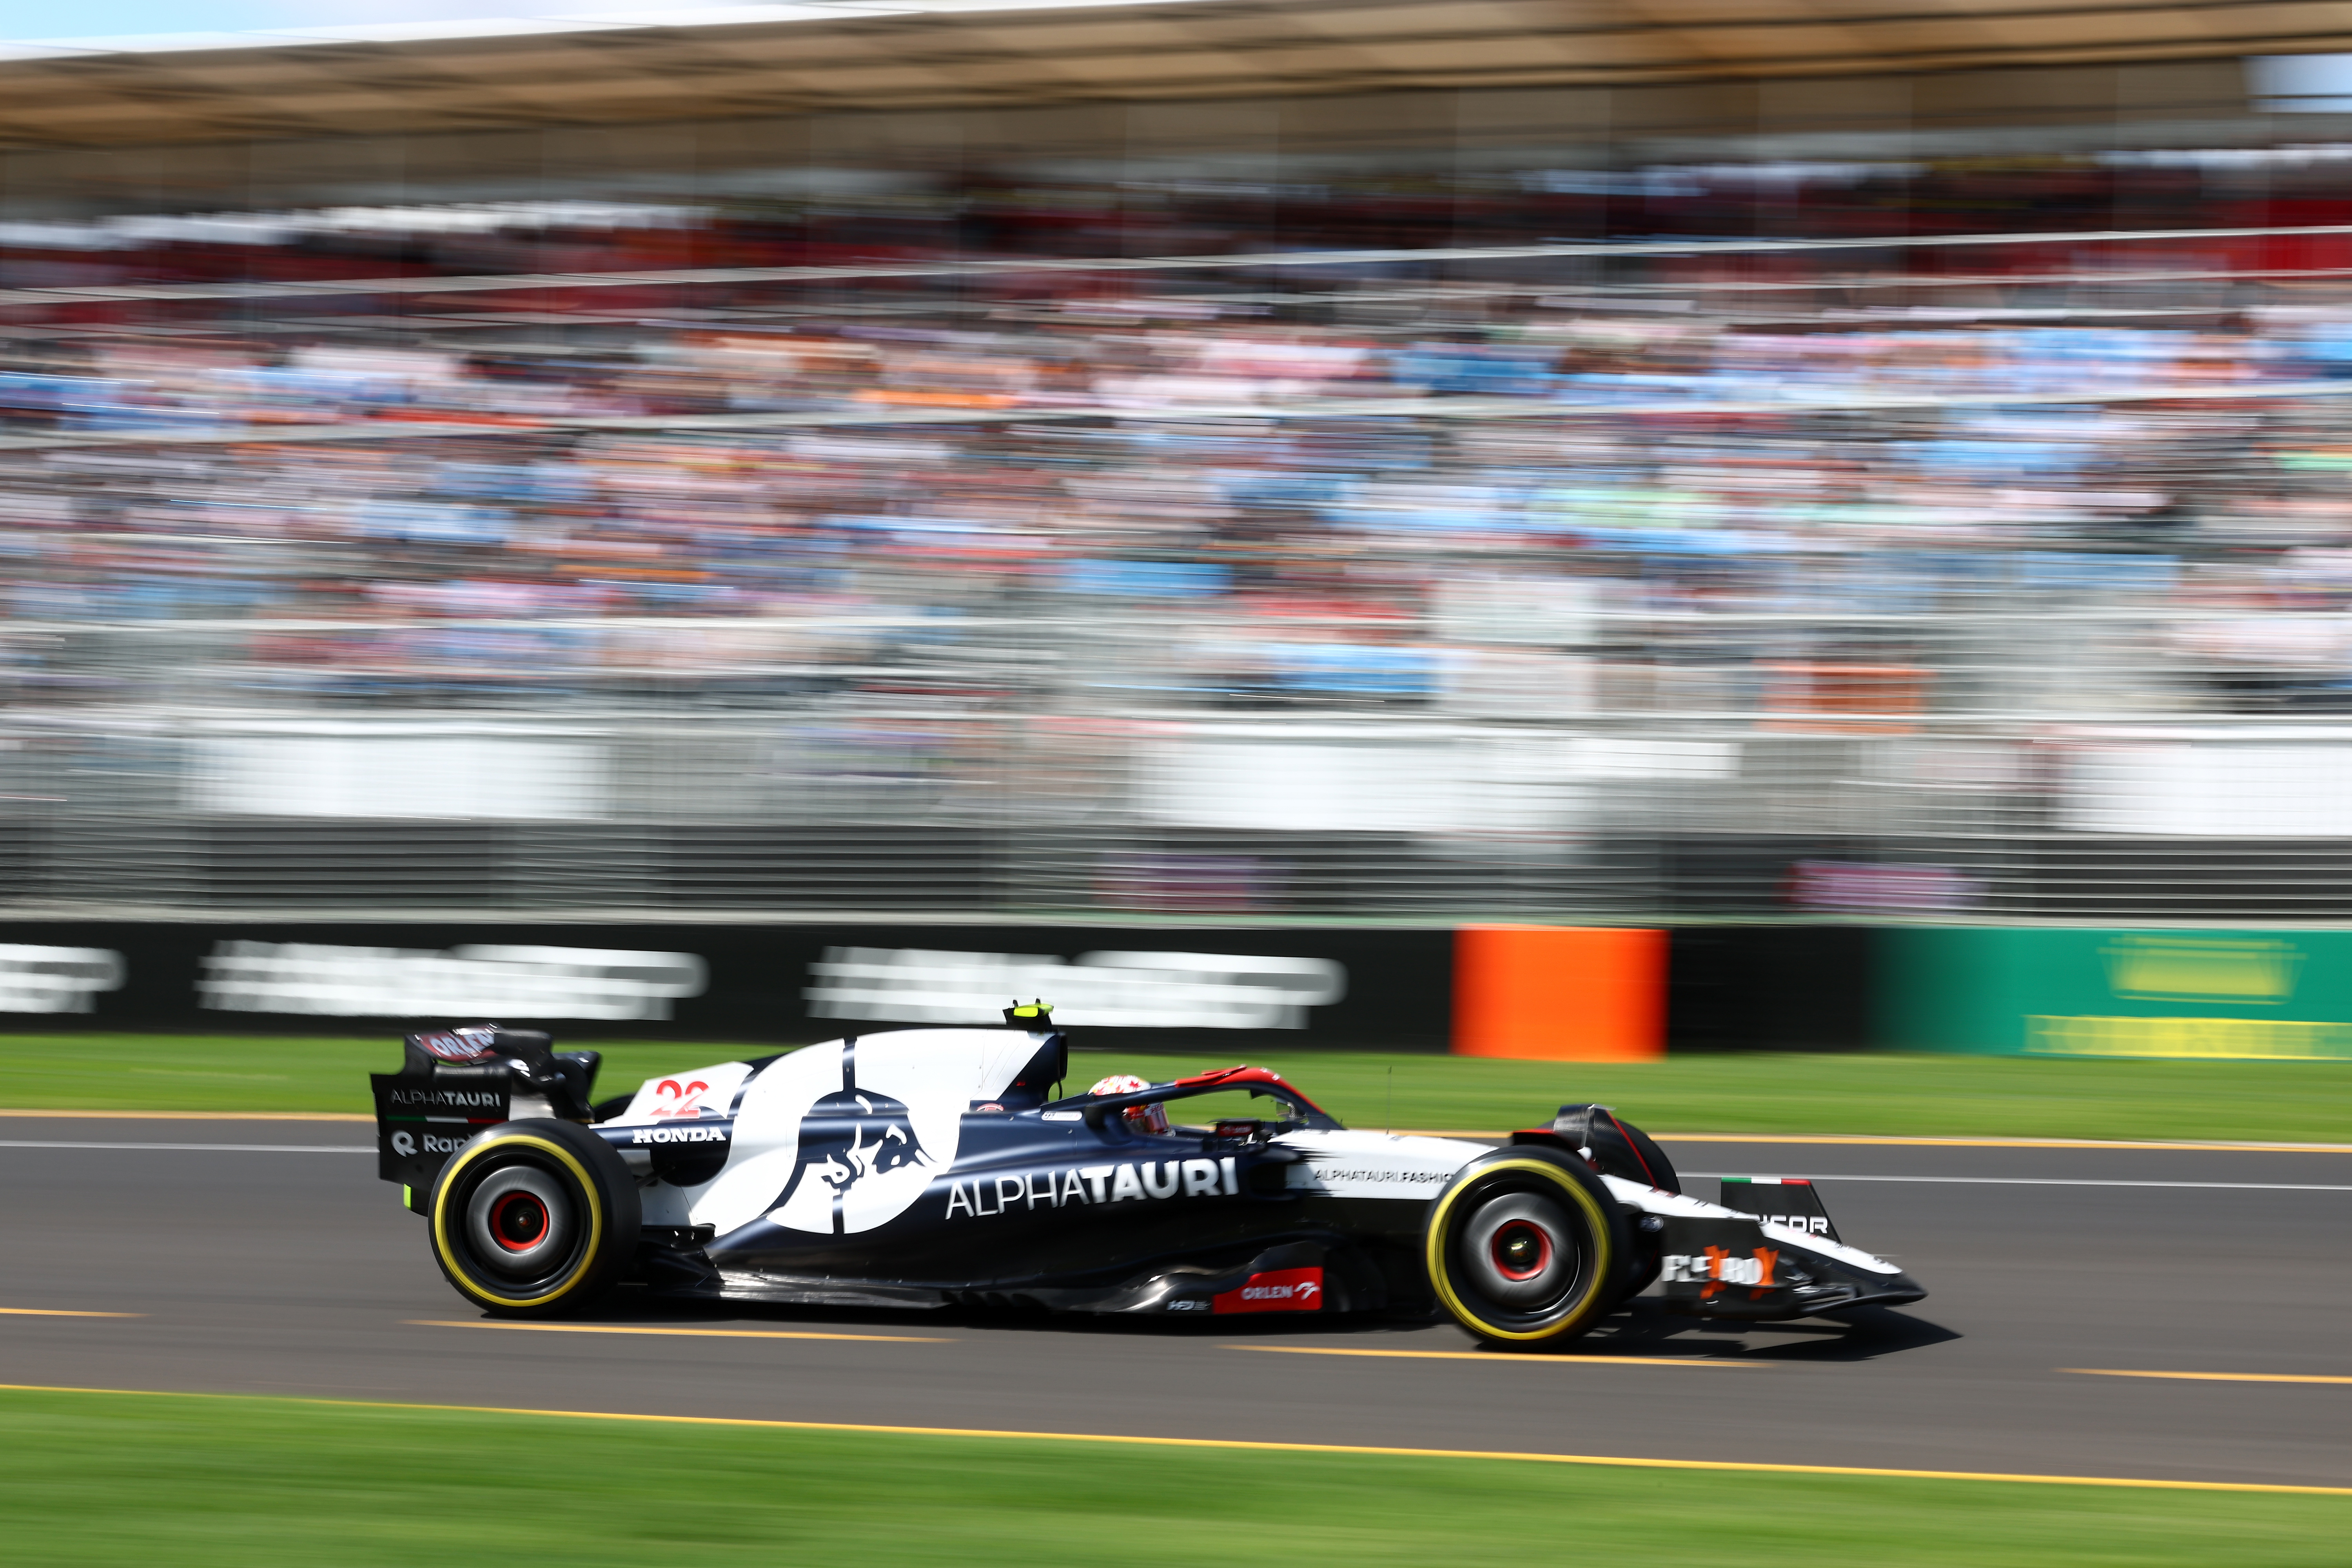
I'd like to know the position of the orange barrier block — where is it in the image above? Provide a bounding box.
[1452,925,1666,1062]
[1758,661,1927,735]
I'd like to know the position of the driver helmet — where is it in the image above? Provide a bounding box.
[1088,1073,1170,1137]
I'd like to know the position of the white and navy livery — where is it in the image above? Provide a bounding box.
[371,1019,1925,1347]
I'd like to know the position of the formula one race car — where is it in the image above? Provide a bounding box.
[372,1014,1924,1347]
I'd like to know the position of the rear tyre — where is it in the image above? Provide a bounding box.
[429,1120,641,1318]
[1424,1147,1630,1349]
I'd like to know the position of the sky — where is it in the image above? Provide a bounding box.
[2,0,573,39]
[0,0,826,43]
[0,0,1163,45]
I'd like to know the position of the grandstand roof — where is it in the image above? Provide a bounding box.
[0,0,2325,150]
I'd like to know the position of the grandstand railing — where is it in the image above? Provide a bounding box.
[5,614,2352,920]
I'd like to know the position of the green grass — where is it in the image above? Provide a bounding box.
[8,1032,2352,1143]
[0,1387,2343,1567]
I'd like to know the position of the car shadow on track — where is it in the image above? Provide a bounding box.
[541,1288,1960,1361]
[1579,1302,1963,1363]
[570,1289,1432,1339]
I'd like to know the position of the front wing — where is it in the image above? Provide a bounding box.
[1605,1176,1926,1319]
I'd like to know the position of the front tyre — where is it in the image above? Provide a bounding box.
[429,1120,642,1317]
[1424,1147,1630,1349]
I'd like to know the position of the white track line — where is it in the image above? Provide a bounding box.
[1691,1173,2352,1192]
[0,1140,367,1153]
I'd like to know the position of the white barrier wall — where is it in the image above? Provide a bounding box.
[190,733,610,822]
[2063,738,2352,836]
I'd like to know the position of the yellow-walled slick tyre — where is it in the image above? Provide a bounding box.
[429,1120,642,1317]
[1425,1147,1630,1348]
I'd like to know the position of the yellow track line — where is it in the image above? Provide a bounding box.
[2070,1368,2352,1386]
[408,1319,949,1343]
[0,1308,143,1318]
[0,1383,2345,1496]
[1233,1345,1759,1367]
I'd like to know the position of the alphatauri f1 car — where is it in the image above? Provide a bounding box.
[372,1014,1924,1347]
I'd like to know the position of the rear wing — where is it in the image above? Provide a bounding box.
[370,1024,601,1208]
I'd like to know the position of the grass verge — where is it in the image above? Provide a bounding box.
[0,1387,2345,1568]
[6,1033,2352,1143]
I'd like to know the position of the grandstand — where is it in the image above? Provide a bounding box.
[0,0,2337,215]
[4,0,2352,922]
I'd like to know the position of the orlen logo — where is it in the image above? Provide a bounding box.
[1212,1267,1323,1315]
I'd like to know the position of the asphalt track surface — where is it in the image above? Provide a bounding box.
[4,1118,2350,1488]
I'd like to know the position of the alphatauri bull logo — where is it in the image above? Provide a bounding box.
[775,1043,934,1234]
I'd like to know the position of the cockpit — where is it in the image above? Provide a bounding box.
[1045,1066,1342,1145]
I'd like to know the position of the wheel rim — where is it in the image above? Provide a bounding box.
[1455,1189,1584,1313]
[1490,1219,1553,1281]
[489,1191,550,1252]
[460,1163,582,1285]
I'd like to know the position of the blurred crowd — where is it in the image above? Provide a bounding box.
[9,160,2352,719]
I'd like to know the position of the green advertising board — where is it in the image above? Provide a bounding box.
[1877,926,2352,1058]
